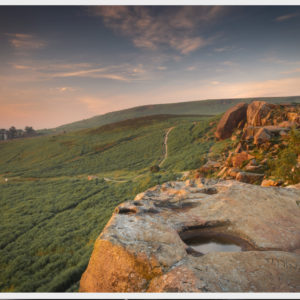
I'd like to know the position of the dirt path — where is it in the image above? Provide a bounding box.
[103,177,128,183]
[159,127,175,167]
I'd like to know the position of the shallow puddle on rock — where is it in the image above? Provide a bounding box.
[191,241,242,254]
[186,235,243,254]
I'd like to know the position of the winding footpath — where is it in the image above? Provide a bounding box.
[103,126,175,182]
[159,126,175,167]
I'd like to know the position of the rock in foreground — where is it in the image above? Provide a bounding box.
[80,179,300,292]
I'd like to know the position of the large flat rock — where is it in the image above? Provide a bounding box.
[80,179,300,292]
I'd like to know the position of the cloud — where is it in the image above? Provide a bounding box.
[88,6,225,54]
[52,67,109,78]
[275,13,299,22]
[51,65,144,81]
[12,62,94,73]
[9,60,149,82]
[169,36,208,55]
[7,33,46,50]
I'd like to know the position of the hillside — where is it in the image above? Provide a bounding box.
[40,96,300,134]
[0,113,218,292]
[1,102,299,292]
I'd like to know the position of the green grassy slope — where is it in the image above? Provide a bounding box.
[41,96,300,134]
[0,114,218,292]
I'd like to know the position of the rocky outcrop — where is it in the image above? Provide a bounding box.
[247,101,273,126]
[217,100,299,142]
[213,101,300,185]
[80,179,300,292]
[215,102,248,140]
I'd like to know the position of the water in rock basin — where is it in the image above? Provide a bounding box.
[186,234,243,254]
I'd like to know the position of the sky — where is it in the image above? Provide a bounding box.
[1,6,300,129]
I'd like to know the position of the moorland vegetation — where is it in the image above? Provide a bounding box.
[0,114,216,292]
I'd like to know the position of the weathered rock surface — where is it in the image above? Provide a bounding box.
[80,179,300,292]
[199,160,221,174]
[231,151,254,168]
[235,171,264,184]
[247,101,274,126]
[261,179,283,187]
[215,102,248,140]
[253,127,271,145]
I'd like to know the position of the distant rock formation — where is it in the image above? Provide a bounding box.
[213,100,300,185]
[215,102,248,140]
[216,100,300,142]
[80,179,300,292]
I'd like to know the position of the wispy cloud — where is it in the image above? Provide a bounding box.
[275,13,299,22]
[170,36,208,55]
[88,6,225,55]
[51,64,147,81]
[12,62,94,72]
[7,33,46,50]
[9,60,149,82]
[52,67,110,78]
